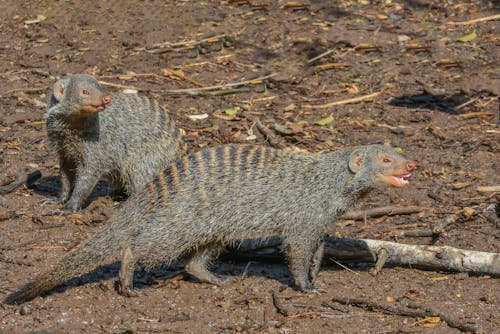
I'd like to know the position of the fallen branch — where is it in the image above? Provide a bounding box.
[0,170,41,195]
[162,73,276,95]
[330,295,477,333]
[447,14,500,26]
[302,92,381,109]
[231,235,500,275]
[324,238,500,275]
[340,205,424,220]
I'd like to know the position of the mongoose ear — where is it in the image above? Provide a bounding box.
[349,149,363,173]
[52,78,68,101]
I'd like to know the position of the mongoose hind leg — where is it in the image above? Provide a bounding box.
[184,245,230,284]
[118,246,139,297]
[310,240,325,284]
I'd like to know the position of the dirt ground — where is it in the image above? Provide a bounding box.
[0,1,499,333]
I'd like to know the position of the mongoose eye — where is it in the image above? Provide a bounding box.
[383,158,392,163]
[82,89,90,95]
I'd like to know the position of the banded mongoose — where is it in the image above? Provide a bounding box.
[46,74,185,211]
[4,144,416,304]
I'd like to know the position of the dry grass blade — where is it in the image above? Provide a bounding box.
[302,92,381,109]
[448,14,500,25]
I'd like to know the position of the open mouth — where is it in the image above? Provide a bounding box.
[80,104,106,113]
[390,173,412,187]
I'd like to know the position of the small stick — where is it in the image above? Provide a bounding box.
[0,170,41,195]
[254,120,285,149]
[164,88,250,97]
[271,291,290,316]
[455,97,480,110]
[330,295,477,333]
[239,261,253,281]
[162,73,276,94]
[369,248,388,276]
[30,245,67,251]
[476,185,500,193]
[2,87,46,97]
[340,205,424,221]
[307,49,337,64]
[98,80,139,91]
[97,73,163,80]
[458,111,495,119]
[302,92,381,109]
[149,34,227,49]
[329,258,360,275]
[447,14,500,25]
[162,68,205,87]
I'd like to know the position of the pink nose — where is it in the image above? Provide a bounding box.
[102,96,111,104]
[407,162,416,171]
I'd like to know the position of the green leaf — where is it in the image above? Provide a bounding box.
[224,108,239,115]
[273,123,293,135]
[314,114,334,126]
[457,31,476,43]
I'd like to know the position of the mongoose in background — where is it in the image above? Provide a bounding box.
[45,74,186,211]
[4,144,416,304]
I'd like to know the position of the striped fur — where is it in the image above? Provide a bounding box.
[4,144,416,304]
[46,74,186,211]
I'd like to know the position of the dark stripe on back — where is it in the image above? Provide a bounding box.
[236,146,252,184]
[188,152,201,190]
[152,177,165,201]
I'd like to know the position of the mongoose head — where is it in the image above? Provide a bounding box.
[348,144,416,188]
[51,74,111,115]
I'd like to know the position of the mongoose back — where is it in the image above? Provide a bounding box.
[4,144,416,304]
[46,74,186,211]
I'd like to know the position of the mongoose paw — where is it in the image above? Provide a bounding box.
[46,208,68,216]
[63,201,80,213]
[118,286,140,298]
[300,285,325,295]
[212,275,232,285]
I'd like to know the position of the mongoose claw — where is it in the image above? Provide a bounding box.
[118,286,140,298]
[63,201,80,213]
[46,208,68,216]
[301,286,324,295]
[212,275,232,285]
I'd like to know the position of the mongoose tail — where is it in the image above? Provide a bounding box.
[3,222,123,305]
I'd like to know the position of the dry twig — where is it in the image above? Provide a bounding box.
[162,73,276,95]
[330,295,477,333]
[340,205,424,220]
[302,92,381,109]
[448,14,500,25]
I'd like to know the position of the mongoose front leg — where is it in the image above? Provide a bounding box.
[64,166,101,212]
[183,245,229,284]
[310,240,325,284]
[118,246,138,297]
[58,159,76,203]
[285,234,323,292]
